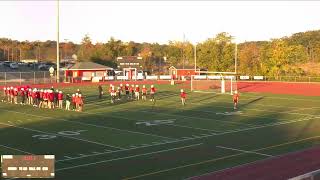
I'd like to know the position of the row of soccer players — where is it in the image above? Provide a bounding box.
[1,86,84,112]
[99,84,156,103]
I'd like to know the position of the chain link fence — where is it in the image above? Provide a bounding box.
[0,71,63,86]
[1,72,320,86]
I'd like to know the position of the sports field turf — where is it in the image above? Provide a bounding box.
[1,83,320,179]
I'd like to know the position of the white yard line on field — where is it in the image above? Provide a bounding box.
[56,143,203,172]
[83,110,221,133]
[0,108,175,140]
[56,115,318,163]
[216,145,273,157]
[0,144,33,154]
[0,122,124,150]
[158,99,319,117]
[87,103,258,128]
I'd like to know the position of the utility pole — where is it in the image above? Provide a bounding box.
[56,0,60,82]
[235,42,237,74]
[194,43,197,72]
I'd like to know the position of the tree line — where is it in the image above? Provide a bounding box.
[0,30,320,76]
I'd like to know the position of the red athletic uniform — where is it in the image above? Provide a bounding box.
[233,94,239,103]
[58,93,63,100]
[49,92,54,102]
[150,87,156,94]
[135,87,140,92]
[180,92,186,99]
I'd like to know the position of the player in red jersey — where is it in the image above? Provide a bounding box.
[125,84,130,99]
[233,90,239,110]
[135,85,140,100]
[141,85,147,101]
[48,90,55,109]
[9,87,14,103]
[13,88,18,104]
[180,89,186,106]
[2,87,7,102]
[58,91,64,109]
[6,87,10,102]
[150,85,156,102]
[78,94,84,112]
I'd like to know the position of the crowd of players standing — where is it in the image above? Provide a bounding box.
[1,83,239,111]
[1,83,158,112]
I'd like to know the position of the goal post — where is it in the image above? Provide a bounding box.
[191,74,237,94]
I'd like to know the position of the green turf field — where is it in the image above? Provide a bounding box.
[1,83,320,180]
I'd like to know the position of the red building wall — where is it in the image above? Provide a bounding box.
[176,69,199,76]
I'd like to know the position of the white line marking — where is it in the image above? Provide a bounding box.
[0,145,33,154]
[218,116,315,136]
[216,145,273,157]
[78,154,86,156]
[166,124,219,133]
[0,109,175,140]
[64,156,72,159]
[56,143,203,172]
[90,104,258,128]
[161,99,317,120]
[0,122,124,150]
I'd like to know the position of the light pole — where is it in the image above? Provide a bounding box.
[56,0,60,82]
[194,43,197,72]
[231,36,238,74]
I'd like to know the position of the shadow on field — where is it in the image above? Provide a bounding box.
[1,86,320,180]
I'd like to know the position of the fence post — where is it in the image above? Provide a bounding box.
[4,72,6,85]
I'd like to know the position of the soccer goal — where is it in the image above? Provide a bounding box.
[191,73,237,94]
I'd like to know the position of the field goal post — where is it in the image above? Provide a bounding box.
[191,71,237,95]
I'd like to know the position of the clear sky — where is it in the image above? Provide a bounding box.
[0,1,319,44]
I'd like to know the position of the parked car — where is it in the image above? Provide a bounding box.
[9,63,19,69]
[3,61,11,67]
[38,62,56,70]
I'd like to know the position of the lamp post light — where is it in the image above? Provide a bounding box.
[56,0,60,83]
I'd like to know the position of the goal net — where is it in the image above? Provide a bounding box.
[191,74,237,94]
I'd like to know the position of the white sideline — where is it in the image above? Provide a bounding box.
[0,122,124,150]
[216,145,273,157]
[56,143,203,172]
[0,144,33,154]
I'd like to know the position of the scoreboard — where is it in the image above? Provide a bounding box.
[1,155,55,178]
